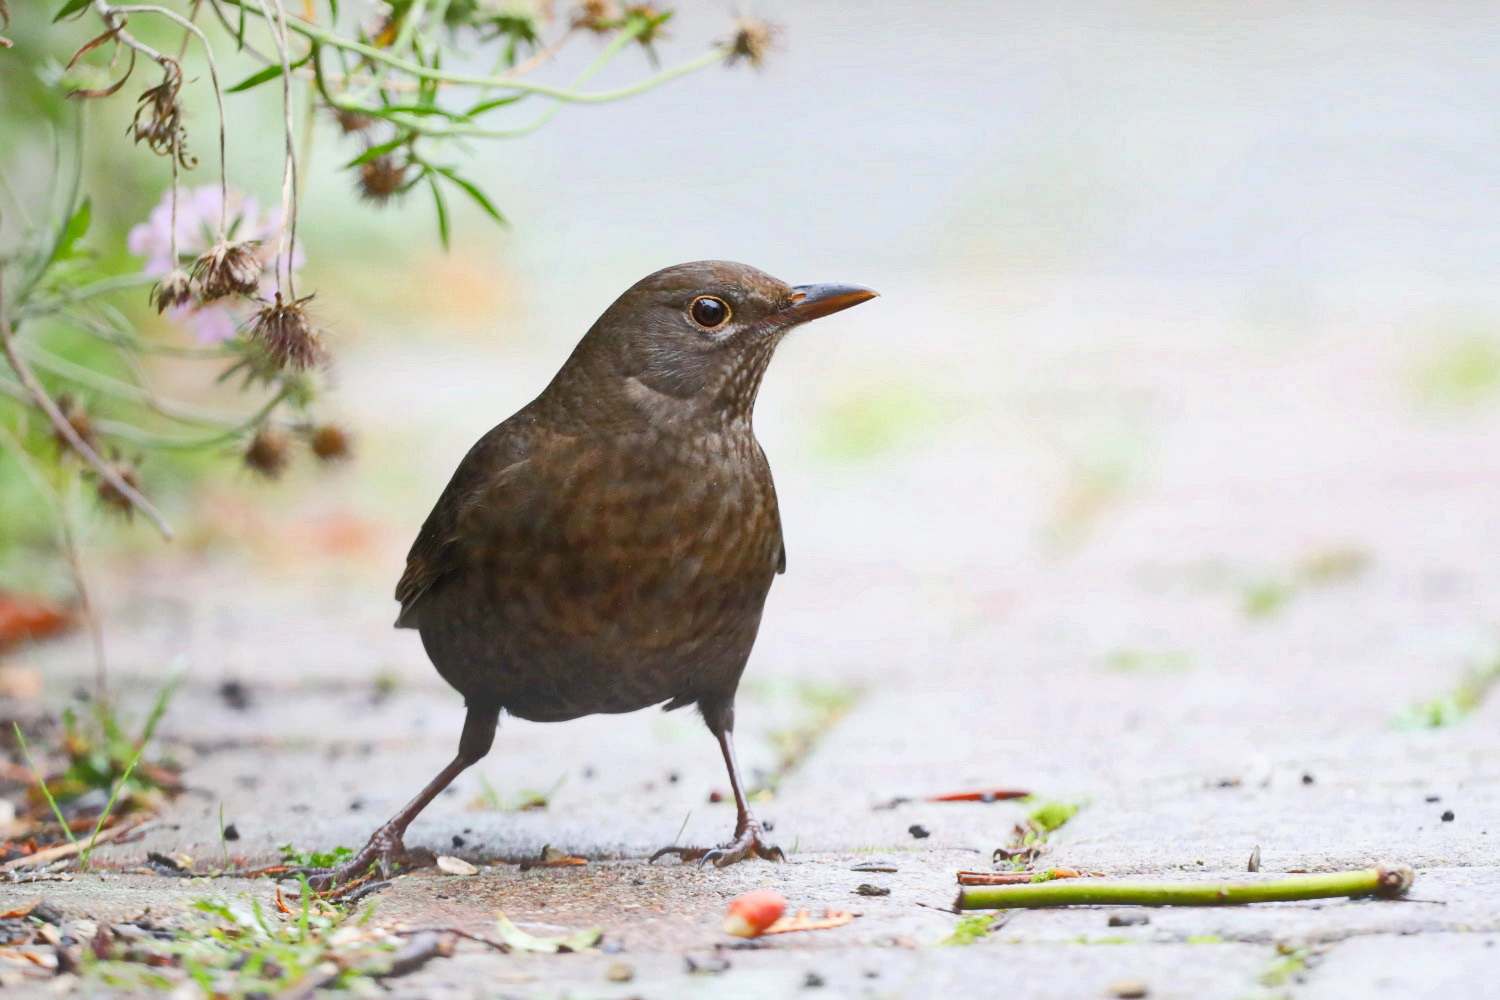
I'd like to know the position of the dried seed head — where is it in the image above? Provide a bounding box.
[243,427,292,479]
[358,155,409,204]
[192,241,263,301]
[95,453,143,517]
[624,4,670,48]
[332,106,376,134]
[131,61,194,168]
[307,423,353,462]
[53,393,97,452]
[246,294,328,372]
[725,18,779,69]
[150,268,195,313]
[572,0,621,31]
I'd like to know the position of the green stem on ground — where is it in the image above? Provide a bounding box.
[955,864,1415,910]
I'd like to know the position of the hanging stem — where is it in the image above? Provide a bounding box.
[954,863,1415,910]
[105,3,232,239]
[258,0,299,296]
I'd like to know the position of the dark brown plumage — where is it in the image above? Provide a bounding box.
[317,261,875,884]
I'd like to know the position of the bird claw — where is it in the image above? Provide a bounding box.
[287,828,434,890]
[650,825,785,868]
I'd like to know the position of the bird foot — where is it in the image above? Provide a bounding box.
[650,823,786,868]
[290,826,435,890]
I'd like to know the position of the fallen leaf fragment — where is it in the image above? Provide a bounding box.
[519,845,588,869]
[436,855,478,876]
[0,899,39,919]
[927,788,1031,803]
[722,889,785,938]
[763,908,855,935]
[0,593,70,651]
[493,912,602,953]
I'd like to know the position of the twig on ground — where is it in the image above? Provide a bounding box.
[955,863,1415,910]
[0,815,151,872]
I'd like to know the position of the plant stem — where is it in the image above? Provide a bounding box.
[0,269,174,539]
[217,0,731,102]
[16,273,158,316]
[954,864,1415,909]
[12,724,79,849]
[60,470,109,704]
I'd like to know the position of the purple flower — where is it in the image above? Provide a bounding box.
[128,186,303,343]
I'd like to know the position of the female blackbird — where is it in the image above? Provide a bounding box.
[317,261,875,884]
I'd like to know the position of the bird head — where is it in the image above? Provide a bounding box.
[558,261,877,429]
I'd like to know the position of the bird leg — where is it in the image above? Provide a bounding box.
[650,725,785,867]
[296,702,499,889]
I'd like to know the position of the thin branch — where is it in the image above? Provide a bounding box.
[0,268,174,539]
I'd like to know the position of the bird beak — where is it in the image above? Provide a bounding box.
[774,283,879,325]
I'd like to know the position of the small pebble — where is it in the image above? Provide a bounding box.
[709,790,725,803]
[1110,979,1149,999]
[1108,912,1150,927]
[1301,773,1315,785]
[803,972,826,988]
[605,962,634,982]
[452,834,466,848]
[1442,810,1455,822]
[1426,794,1441,803]
[854,884,890,897]
[222,823,240,842]
[908,824,930,840]
[217,679,251,711]
[668,771,681,783]
[851,863,897,873]
[685,954,731,975]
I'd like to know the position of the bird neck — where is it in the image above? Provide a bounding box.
[535,327,776,441]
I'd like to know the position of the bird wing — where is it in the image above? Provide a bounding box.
[393,420,536,629]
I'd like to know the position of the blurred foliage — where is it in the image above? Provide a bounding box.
[1412,334,1500,411]
[0,0,773,634]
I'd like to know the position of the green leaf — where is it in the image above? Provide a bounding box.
[54,0,91,21]
[428,176,450,250]
[345,137,406,168]
[227,53,310,93]
[465,95,525,116]
[493,913,601,954]
[53,197,91,262]
[433,167,505,225]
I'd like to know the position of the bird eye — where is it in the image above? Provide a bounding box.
[689,295,731,330]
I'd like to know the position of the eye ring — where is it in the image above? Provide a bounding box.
[689,295,731,331]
